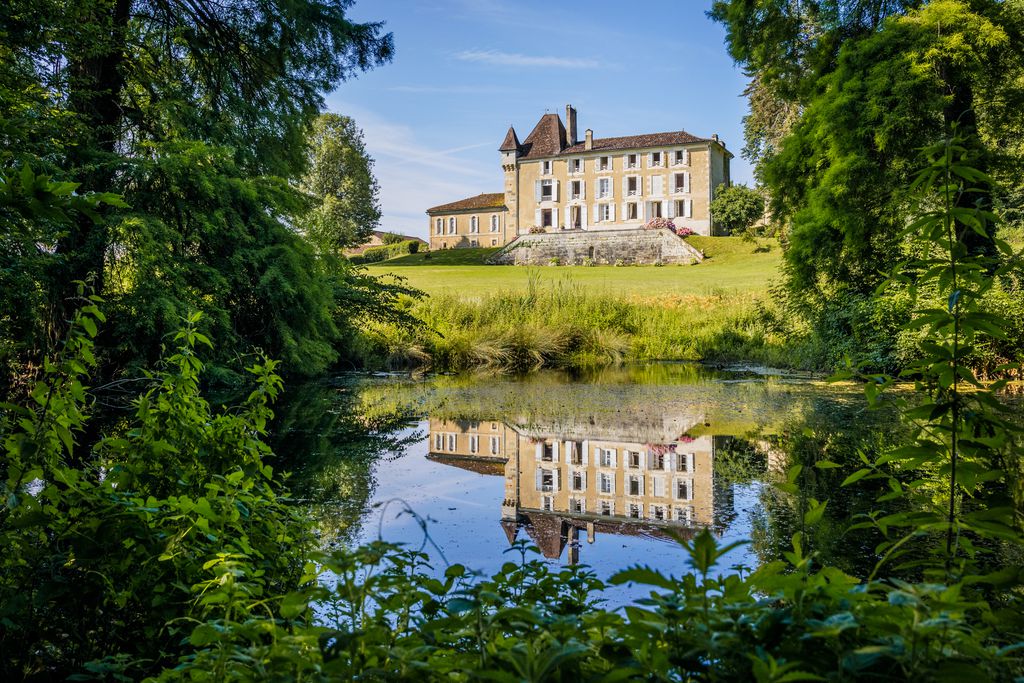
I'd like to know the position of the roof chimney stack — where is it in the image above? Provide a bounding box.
[565,104,577,145]
[584,128,593,151]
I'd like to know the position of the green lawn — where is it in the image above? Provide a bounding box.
[367,237,783,299]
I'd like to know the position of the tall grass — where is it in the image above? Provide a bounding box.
[354,274,814,373]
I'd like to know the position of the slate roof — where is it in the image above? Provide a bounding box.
[518,114,568,160]
[426,192,506,214]
[499,126,521,152]
[563,130,711,155]
[515,112,716,160]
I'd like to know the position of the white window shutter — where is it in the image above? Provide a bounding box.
[535,208,541,227]
[552,441,560,462]
[609,203,616,221]
[535,180,542,202]
[554,179,560,202]
[684,149,690,165]
[687,453,695,472]
[564,206,570,228]
[686,199,693,218]
[552,207,559,229]
[647,152,653,167]
[684,172,691,193]
[661,200,668,219]
[581,204,589,228]
[591,203,598,223]
[622,176,628,197]
[535,443,544,460]
[555,468,562,491]
[581,180,586,199]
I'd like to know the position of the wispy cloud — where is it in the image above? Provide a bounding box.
[455,49,601,69]
[388,84,519,95]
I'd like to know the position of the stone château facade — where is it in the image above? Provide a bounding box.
[426,104,733,252]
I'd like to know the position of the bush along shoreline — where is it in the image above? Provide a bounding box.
[2,134,1023,680]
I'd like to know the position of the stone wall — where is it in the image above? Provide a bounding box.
[488,228,704,266]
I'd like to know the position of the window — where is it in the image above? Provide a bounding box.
[599,473,614,494]
[676,453,694,472]
[629,503,642,519]
[626,153,638,169]
[651,505,665,521]
[470,239,478,247]
[599,203,613,222]
[570,498,585,514]
[597,178,611,198]
[673,149,689,166]
[675,505,694,524]
[649,151,663,167]
[675,479,692,500]
[469,435,479,454]
[675,199,693,218]
[435,218,443,234]
[648,201,663,219]
[673,173,689,194]
[434,433,443,450]
[541,209,553,228]
[490,214,499,232]
[628,475,642,497]
[536,179,552,200]
[600,500,614,516]
[598,156,611,171]
[600,448,615,467]
[470,216,479,233]
[569,158,582,174]
[628,451,642,469]
[570,180,582,200]
[448,217,456,234]
[571,205,582,229]
[650,451,665,470]
[490,436,500,455]
[626,176,640,196]
[626,203,638,220]
[542,160,552,175]
[571,471,585,491]
[491,239,497,245]
[447,433,456,451]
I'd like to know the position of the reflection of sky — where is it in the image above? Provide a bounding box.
[354,420,761,606]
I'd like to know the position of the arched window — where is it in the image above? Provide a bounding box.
[490,214,499,232]
[448,217,456,234]
[435,218,442,234]
[470,216,478,233]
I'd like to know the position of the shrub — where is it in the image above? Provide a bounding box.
[643,217,676,230]
[676,226,696,237]
[350,239,422,264]
[528,225,546,234]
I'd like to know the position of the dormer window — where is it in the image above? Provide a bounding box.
[626,153,638,169]
[598,156,612,171]
[542,160,552,175]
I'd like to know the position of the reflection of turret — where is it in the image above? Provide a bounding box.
[428,415,737,564]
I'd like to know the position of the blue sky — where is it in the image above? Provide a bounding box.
[328,0,752,239]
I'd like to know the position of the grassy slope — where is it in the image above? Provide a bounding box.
[366,237,783,298]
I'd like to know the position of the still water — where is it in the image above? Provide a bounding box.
[272,363,898,598]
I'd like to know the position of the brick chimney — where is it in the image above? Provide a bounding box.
[584,128,593,151]
[565,104,577,145]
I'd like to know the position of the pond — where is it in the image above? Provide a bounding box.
[272,363,902,601]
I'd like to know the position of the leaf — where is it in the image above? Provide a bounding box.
[609,566,677,590]
[280,591,308,619]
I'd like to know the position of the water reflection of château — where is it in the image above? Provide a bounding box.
[427,414,737,564]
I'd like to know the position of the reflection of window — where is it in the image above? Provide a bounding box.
[448,217,456,234]
[599,473,613,494]
[600,500,614,516]
[651,505,665,521]
[675,505,694,523]
[539,469,555,492]
[629,504,642,519]
[572,471,585,491]
[628,475,642,496]
[434,433,443,451]
[435,218,443,234]
[650,452,665,470]
[490,436,500,455]
[490,214,499,232]
[567,442,583,465]
[447,433,456,451]
[469,435,478,454]
[570,498,585,513]
[600,449,615,467]
[541,496,553,511]
[675,479,692,500]
[541,443,554,462]
[628,451,641,469]
[676,453,694,472]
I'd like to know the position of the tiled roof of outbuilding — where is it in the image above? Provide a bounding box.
[426,192,506,214]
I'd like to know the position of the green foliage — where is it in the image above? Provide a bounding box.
[299,114,382,252]
[349,239,422,265]
[710,182,767,235]
[0,310,308,679]
[378,231,405,245]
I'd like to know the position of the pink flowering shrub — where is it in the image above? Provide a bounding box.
[643,217,675,231]
[676,226,695,237]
